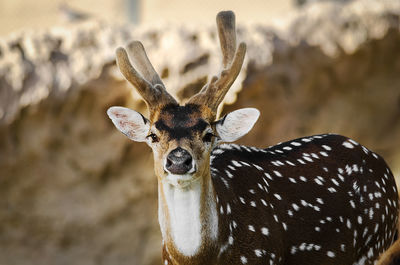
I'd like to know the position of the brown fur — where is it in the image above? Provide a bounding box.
[377,239,400,265]
[377,208,400,265]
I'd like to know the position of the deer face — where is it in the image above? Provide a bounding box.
[108,103,259,188]
[107,11,258,187]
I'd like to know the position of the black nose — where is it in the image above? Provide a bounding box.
[165,147,193,175]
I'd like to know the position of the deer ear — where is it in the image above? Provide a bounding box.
[107,106,150,142]
[215,108,260,142]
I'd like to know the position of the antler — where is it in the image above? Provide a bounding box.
[188,11,247,114]
[115,41,177,113]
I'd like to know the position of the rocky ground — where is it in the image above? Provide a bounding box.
[0,0,400,264]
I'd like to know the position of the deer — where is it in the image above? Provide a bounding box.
[107,11,399,265]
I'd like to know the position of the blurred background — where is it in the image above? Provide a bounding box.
[0,0,399,264]
[0,0,301,36]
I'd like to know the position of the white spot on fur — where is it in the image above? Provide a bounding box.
[261,227,269,236]
[343,141,354,149]
[353,256,367,265]
[322,145,331,151]
[255,249,263,257]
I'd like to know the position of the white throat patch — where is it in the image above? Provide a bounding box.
[162,179,202,256]
[159,176,219,257]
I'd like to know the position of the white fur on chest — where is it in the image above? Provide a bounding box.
[160,179,203,256]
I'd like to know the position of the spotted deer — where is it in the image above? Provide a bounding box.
[107,11,399,265]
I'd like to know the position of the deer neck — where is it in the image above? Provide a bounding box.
[158,169,219,261]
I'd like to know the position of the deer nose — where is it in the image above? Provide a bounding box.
[165,147,194,175]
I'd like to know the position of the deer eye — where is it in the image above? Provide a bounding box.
[147,133,159,143]
[203,132,215,143]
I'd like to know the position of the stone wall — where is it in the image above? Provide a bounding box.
[0,0,400,264]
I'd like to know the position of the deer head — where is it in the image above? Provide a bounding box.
[107,11,259,188]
